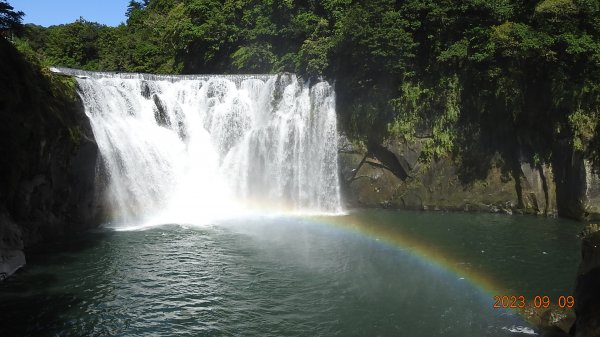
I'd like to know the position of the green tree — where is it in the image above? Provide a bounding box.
[13,0,600,172]
[44,18,108,69]
[0,0,24,33]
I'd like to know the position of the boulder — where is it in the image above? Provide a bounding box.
[0,212,25,279]
[573,224,600,337]
[0,250,25,281]
[152,94,171,127]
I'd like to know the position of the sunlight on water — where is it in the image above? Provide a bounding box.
[4,210,576,337]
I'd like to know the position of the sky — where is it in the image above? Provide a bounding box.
[9,0,129,27]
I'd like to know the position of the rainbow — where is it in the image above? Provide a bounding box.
[308,211,509,300]
[303,210,544,331]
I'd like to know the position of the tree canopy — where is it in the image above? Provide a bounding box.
[0,0,23,32]
[13,0,600,175]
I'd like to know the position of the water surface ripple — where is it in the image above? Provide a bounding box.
[0,211,582,336]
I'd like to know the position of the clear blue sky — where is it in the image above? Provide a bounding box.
[9,0,129,27]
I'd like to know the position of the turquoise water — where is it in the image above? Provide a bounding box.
[0,210,583,336]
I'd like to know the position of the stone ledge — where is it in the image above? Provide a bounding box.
[0,249,26,281]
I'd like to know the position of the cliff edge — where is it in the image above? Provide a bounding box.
[0,38,100,280]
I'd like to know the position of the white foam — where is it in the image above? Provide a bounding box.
[76,72,343,227]
[501,326,538,335]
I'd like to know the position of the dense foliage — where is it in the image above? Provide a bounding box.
[12,0,600,176]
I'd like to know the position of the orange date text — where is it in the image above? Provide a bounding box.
[492,295,574,309]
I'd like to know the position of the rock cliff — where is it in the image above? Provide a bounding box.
[0,39,100,280]
[339,135,600,221]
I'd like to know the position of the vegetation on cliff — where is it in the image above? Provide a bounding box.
[7,1,600,203]
[13,1,600,177]
[0,32,99,248]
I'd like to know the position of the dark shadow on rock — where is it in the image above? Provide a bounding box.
[366,142,409,180]
[552,141,588,221]
[573,267,600,337]
[0,38,103,266]
[573,225,600,337]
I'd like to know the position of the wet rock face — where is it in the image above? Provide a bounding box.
[0,38,101,280]
[574,224,600,337]
[0,212,25,279]
[0,213,23,250]
[140,81,152,99]
[552,141,600,221]
[0,250,25,281]
[338,135,558,215]
[585,166,600,221]
[5,101,100,248]
[152,94,170,127]
[517,304,574,336]
[338,134,600,219]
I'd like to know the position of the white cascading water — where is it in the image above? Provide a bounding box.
[51,68,342,226]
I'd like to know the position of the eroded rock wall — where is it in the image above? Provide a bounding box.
[339,135,600,219]
[584,163,600,221]
[553,140,600,221]
[0,39,100,279]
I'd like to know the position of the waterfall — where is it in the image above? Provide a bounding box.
[52,68,342,225]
